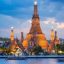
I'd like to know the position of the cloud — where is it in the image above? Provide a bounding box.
[43,18,64,29]
[0,0,64,22]
[43,18,56,24]
[39,0,64,22]
[0,0,64,39]
[0,14,24,28]
[0,14,31,38]
[57,23,64,29]
[0,15,64,39]
[50,0,64,3]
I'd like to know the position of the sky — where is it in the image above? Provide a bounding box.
[0,0,64,40]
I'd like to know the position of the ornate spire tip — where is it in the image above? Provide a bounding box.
[34,0,37,5]
[11,26,14,30]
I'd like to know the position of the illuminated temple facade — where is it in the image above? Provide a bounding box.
[48,29,60,53]
[22,0,48,50]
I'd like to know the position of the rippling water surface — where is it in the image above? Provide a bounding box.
[0,58,64,64]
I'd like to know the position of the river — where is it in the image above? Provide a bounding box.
[0,58,64,64]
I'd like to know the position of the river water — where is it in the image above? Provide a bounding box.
[0,58,64,64]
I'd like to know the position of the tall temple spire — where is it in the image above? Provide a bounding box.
[29,0,42,34]
[22,0,48,51]
[33,0,39,18]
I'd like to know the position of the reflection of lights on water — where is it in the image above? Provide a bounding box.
[41,59,57,64]
[0,59,62,64]
[27,59,57,64]
[49,59,57,64]
[8,60,17,64]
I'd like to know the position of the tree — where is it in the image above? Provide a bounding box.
[60,44,64,51]
[32,45,44,55]
[55,44,60,54]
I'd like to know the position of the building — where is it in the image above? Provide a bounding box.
[48,29,60,53]
[54,31,60,45]
[48,29,55,53]
[21,32,24,43]
[22,0,48,50]
[10,27,19,54]
[10,27,14,42]
[50,29,55,42]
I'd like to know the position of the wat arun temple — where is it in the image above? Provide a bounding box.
[5,0,60,56]
[10,0,60,55]
[0,0,62,56]
[22,0,48,50]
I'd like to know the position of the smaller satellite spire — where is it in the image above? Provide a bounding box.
[11,26,14,31]
[10,26,14,41]
[33,0,39,18]
[34,0,37,5]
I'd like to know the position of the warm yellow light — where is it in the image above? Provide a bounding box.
[50,30,55,41]
[58,50,63,53]
[38,40,48,49]
[22,40,28,48]
[10,30,14,41]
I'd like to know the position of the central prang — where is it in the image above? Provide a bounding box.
[22,0,48,55]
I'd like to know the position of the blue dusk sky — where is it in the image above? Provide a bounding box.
[0,0,64,40]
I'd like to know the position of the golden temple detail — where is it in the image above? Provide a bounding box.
[22,0,48,50]
[48,29,60,53]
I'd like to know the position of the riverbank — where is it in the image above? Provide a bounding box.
[0,55,64,60]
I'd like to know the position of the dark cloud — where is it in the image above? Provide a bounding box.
[50,0,64,3]
[0,0,64,21]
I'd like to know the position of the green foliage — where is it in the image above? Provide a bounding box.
[55,44,64,54]
[0,37,10,41]
[32,45,44,55]
[55,44,60,50]
[60,44,64,51]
